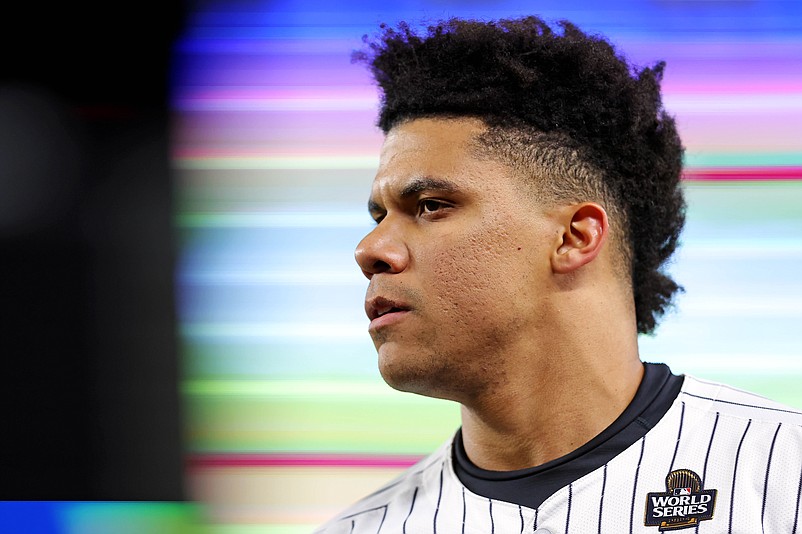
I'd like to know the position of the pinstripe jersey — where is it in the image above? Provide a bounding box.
[314,375,802,533]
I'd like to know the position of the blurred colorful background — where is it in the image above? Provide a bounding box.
[2,0,800,533]
[171,0,802,532]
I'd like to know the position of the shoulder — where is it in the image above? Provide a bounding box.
[679,374,802,425]
[655,375,802,532]
[312,440,452,534]
[675,374,802,457]
[667,375,802,497]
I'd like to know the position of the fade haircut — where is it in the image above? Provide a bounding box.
[353,16,686,334]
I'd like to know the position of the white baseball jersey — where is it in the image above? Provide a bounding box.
[315,374,802,533]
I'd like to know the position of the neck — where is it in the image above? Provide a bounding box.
[458,325,643,471]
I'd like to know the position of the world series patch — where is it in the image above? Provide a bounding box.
[644,469,717,531]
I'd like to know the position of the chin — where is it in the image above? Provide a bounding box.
[378,348,428,391]
[377,348,466,401]
[378,356,423,393]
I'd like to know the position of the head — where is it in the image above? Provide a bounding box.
[353,16,685,399]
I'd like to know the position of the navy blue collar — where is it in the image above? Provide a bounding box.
[453,362,684,509]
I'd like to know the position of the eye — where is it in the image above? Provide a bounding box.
[418,199,446,215]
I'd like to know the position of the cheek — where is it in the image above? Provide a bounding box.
[425,223,534,320]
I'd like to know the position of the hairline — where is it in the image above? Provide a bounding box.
[467,122,635,286]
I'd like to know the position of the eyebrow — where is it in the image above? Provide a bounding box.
[368,176,459,213]
[399,176,458,198]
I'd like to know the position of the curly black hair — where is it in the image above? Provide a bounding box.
[353,16,686,334]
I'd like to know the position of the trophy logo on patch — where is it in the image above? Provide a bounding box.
[644,469,717,531]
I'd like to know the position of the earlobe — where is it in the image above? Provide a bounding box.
[551,203,609,274]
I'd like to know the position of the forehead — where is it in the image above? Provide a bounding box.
[380,117,486,160]
[371,117,496,198]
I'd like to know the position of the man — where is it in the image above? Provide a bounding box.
[315,16,802,533]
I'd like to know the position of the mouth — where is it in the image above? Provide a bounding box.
[366,296,411,322]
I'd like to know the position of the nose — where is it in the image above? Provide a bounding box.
[354,220,409,279]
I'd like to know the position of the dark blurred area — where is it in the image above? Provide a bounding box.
[1,2,190,499]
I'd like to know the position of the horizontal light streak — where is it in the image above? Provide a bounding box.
[684,153,802,167]
[188,466,403,526]
[180,270,365,286]
[661,354,802,375]
[175,95,378,112]
[184,379,390,397]
[677,239,802,258]
[173,89,379,112]
[187,452,421,468]
[175,37,370,56]
[198,526,318,533]
[664,93,802,112]
[663,82,802,95]
[676,297,802,317]
[174,155,379,170]
[177,211,371,228]
[185,395,459,454]
[182,322,364,340]
[683,167,801,180]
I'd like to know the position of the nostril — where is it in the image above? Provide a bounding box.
[373,259,392,273]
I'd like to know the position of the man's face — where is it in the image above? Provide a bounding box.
[355,117,561,402]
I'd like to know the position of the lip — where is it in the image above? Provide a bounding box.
[365,296,411,330]
[369,309,410,331]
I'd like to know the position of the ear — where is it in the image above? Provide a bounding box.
[551,202,609,274]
